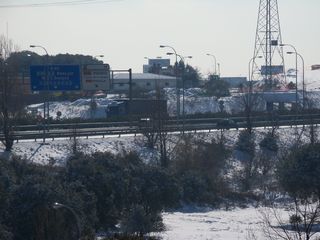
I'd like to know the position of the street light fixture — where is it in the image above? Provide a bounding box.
[166,52,192,60]
[167,52,192,134]
[280,43,299,110]
[160,45,180,117]
[30,45,48,56]
[206,53,217,75]
[160,45,178,65]
[53,202,81,240]
[245,56,263,127]
[287,51,305,109]
[94,55,104,59]
[30,44,49,144]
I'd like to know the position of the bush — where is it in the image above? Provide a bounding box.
[180,171,215,203]
[259,132,278,152]
[277,143,320,199]
[172,135,231,203]
[66,151,180,233]
[120,205,164,236]
[236,130,255,155]
[235,130,257,191]
[1,152,177,239]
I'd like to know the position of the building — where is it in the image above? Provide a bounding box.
[111,73,177,93]
[143,58,171,74]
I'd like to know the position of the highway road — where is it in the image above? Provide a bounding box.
[1,114,320,141]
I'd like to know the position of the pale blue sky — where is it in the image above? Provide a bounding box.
[0,0,319,77]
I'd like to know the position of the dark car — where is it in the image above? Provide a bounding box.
[216,118,238,130]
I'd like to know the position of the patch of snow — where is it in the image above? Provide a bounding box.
[160,207,266,240]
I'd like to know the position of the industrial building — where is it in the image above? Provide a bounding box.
[111,73,177,93]
[143,58,171,74]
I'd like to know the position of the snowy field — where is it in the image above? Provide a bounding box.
[161,207,269,240]
[160,205,320,240]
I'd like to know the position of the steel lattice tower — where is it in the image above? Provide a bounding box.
[251,0,285,90]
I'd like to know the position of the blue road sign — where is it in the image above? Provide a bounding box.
[30,65,81,91]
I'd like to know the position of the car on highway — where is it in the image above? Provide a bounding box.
[216,118,238,130]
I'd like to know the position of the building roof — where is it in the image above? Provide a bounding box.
[113,73,176,80]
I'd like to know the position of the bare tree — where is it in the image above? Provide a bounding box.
[70,123,81,156]
[260,200,320,240]
[154,94,169,168]
[239,91,263,134]
[139,117,159,149]
[0,35,24,152]
[304,95,319,145]
[138,87,169,167]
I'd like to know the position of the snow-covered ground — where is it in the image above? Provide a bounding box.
[1,125,315,165]
[161,207,266,240]
[305,70,320,91]
[6,135,159,165]
[160,205,320,240]
[27,97,121,120]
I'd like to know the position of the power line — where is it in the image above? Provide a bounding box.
[0,0,124,8]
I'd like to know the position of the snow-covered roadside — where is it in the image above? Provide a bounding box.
[1,135,159,165]
[0,126,316,165]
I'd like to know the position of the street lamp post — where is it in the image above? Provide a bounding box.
[287,51,305,109]
[246,56,262,131]
[280,44,299,110]
[90,54,104,118]
[30,44,49,144]
[206,53,217,75]
[160,45,180,118]
[53,202,81,240]
[167,52,192,134]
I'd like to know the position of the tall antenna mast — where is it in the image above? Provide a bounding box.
[251,0,285,90]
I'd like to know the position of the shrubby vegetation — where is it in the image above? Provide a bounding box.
[235,130,256,191]
[0,139,231,240]
[259,142,320,240]
[172,135,230,203]
[203,74,230,98]
[277,143,320,200]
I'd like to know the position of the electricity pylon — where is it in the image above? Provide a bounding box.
[251,0,286,91]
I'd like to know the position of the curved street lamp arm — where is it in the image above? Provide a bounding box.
[53,202,81,240]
